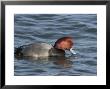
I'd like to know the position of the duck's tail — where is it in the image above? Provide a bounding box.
[14,46,23,57]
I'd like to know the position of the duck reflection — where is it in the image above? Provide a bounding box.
[16,55,74,68]
[49,56,73,68]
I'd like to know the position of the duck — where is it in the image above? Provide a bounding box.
[15,37,76,58]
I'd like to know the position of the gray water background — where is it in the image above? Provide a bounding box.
[14,14,97,76]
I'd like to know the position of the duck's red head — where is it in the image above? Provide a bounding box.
[54,37,74,50]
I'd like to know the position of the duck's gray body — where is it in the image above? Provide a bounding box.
[15,43,65,58]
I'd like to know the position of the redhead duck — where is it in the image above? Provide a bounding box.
[15,37,76,58]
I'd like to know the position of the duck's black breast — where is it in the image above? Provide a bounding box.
[49,48,65,57]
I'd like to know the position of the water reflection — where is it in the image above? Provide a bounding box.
[15,56,74,68]
[51,57,73,68]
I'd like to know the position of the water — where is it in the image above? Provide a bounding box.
[14,14,97,76]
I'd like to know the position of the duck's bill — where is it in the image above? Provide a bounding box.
[70,48,76,55]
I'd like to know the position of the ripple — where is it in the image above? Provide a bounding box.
[14,14,97,76]
[74,68,96,75]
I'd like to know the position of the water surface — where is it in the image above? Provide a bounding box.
[14,14,97,76]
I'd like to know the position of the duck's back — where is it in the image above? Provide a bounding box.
[15,43,53,58]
